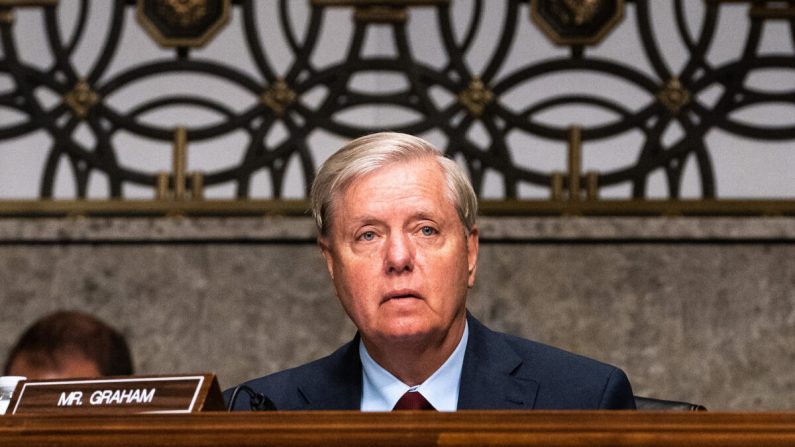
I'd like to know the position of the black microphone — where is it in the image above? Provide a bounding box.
[226,385,277,411]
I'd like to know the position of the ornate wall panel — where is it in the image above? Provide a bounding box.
[1,0,794,214]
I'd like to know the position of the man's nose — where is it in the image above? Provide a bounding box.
[384,233,414,274]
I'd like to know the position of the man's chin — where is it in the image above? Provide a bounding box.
[374,323,438,345]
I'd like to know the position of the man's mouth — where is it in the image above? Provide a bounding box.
[383,289,422,302]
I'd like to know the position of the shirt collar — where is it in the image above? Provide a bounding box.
[359,321,469,412]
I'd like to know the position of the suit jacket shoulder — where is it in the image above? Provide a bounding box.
[224,336,363,410]
[458,314,635,409]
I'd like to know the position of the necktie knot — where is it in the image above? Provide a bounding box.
[393,391,435,410]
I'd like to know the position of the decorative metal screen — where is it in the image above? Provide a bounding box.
[1,0,794,215]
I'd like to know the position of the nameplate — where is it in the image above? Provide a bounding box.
[8,373,224,414]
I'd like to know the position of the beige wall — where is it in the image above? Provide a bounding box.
[1,217,793,410]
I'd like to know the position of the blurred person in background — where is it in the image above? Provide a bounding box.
[3,310,133,380]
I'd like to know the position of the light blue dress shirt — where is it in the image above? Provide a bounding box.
[359,321,469,412]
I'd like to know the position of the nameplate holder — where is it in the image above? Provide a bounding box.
[8,373,224,414]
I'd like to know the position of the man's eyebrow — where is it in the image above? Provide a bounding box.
[411,206,445,219]
[345,214,384,226]
[411,211,440,222]
[344,210,441,225]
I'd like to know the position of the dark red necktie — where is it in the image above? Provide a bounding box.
[393,391,436,410]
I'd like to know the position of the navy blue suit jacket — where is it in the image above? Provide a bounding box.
[226,314,636,410]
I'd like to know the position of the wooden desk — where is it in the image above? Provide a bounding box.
[1,411,794,446]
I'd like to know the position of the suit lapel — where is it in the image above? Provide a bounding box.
[457,315,539,410]
[296,335,363,410]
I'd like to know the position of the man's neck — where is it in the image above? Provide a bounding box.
[362,316,467,386]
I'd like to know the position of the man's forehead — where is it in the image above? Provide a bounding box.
[345,159,449,200]
[347,157,443,189]
[327,159,457,226]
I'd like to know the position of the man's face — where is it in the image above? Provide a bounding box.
[320,157,478,351]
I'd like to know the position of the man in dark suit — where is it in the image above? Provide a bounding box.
[227,132,634,411]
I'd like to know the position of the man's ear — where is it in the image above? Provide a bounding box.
[466,226,479,288]
[318,236,335,280]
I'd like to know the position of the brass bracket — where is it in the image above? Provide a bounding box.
[63,80,100,119]
[458,76,494,118]
[311,0,448,23]
[657,77,690,116]
[0,8,13,24]
[750,1,795,19]
[550,172,564,201]
[585,171,599,201]
[0,1,58,24]
[136,0,231,48]
[531,0,625,46]
[355,5,407,23]
[156,127,204,200]
[550,126,599,202]
[567,125,582,201]
[261,78,297,117]
[0,0,58,6]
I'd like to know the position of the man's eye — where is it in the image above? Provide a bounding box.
[359,231,376,241]
[420,226,436,236]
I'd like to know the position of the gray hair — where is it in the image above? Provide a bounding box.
[310,132,478,236]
